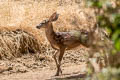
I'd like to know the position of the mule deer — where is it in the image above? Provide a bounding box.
[36,12,95,76]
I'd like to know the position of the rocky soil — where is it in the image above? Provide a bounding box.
[0,47,88,80]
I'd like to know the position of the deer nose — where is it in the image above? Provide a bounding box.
[36,24,42,29]
[36,25,40,29]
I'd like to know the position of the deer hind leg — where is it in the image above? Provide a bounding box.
[55,46,65,76]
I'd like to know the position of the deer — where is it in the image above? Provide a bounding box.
[36,12,96,76]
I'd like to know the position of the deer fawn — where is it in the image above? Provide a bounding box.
[36,12,95,76]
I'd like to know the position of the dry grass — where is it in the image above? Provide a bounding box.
[0,0,96,59]
[0,0,95,30]
[0,29,42,59]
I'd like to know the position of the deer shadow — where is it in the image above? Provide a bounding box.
[47,72,86,80]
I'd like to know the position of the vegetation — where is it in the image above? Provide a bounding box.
[85,0,120,80]
[86,0,120,51]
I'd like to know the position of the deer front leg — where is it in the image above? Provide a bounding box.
[53,50,61,74]
[53,50,59,68]
[53,50,62,76]
[55,46,65,76]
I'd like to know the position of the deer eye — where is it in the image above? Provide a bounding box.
[39,23,42,26]
[42,19,49,24]
[42,20,46,23]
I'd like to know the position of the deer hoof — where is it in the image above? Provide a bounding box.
[60,68,62,74]
[55,72,59,76]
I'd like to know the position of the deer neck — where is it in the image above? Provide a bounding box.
[45,23,55,43]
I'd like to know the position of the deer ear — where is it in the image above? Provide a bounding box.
[49,12,59,22]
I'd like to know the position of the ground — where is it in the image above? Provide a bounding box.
[0,48,88,80]
[0,64,86,80]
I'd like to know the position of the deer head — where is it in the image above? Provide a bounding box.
[36,12,59,29]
